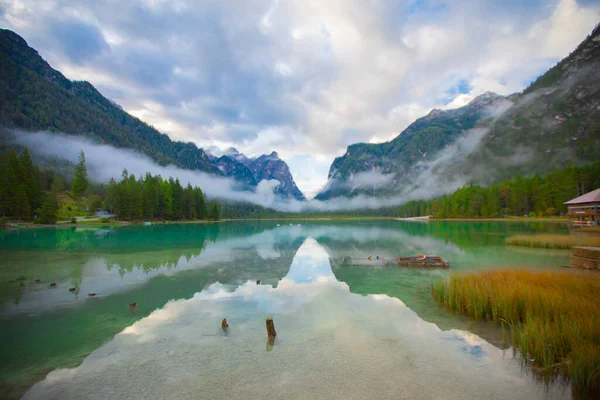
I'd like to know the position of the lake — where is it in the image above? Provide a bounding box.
[0,220,572,399]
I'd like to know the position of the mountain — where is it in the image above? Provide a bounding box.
[250,151,305,200]
[213,148,305,200]
[317,24,600,200]
[0,29,305,200]
[316,92,509,200]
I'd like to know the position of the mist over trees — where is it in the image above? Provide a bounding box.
[0,148,223,223]
[1,145,599,223]
[393,159,600,219]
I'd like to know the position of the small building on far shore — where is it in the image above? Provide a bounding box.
[564,188,600,226]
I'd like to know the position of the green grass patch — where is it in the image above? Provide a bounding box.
[506,234,600,249]
[56,192,90,220]
[432,269,600,398]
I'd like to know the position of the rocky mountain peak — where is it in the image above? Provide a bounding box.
[213,148,304,200]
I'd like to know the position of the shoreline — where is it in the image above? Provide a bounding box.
[1,216,570,229]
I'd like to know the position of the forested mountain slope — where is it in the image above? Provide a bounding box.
[0,29,305,200]
[317,24,600,200]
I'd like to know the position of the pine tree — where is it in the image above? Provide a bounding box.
[51,176,65,193]
[14,184,31,221]
[208,200,220,221]
[72,151,89,207]
[1,150,21,218]
[194,187,207,220]
[105,178,117,214]
[158,180,173,220]
[171,179,184,220]
[38,192,58,224]
[184,183,196,219]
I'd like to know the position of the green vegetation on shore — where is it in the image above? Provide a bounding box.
[0,148,57,223]
[506,234,600,249]
[432,269,600,398]
[394,159,600,219]
[0,147,222,224]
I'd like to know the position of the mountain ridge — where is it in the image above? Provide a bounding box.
[0,29,305,200]
[316,25,600,201]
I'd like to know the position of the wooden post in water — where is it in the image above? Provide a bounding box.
[266,317,276,351]
[266,317,276,338]
[221,318,229,333]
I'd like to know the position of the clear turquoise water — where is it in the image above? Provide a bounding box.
[0,221,572,399]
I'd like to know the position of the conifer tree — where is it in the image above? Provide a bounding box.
[208,200,220,221]
[72,151,89,208]
[38,190,58,224]
[171,179,184,220]
[194,187,207,220]
[184,183,197,219]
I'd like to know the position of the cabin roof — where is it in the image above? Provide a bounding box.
[564,188,600,205]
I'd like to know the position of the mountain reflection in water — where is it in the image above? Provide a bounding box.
[0,221,571,400]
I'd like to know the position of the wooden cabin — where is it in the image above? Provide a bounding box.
[564,188,600,226]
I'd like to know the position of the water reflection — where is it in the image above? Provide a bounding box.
[0,221,572,400]
[22,237,568,400]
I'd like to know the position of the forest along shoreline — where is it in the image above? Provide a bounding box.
[0,216,571,229]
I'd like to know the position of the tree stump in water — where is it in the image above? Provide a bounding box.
[221,318,229,333]
[266,318,276,338]
[256,280,261,285]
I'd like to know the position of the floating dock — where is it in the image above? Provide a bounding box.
[338,255,450,269]
[568,247,600,270]
[396,256,449,269]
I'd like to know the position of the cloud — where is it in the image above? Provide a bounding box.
[1,0,599,198]
[50,20,109,63]
[6,129,477,212]
[10,130,288,209]
[343,170,396,191]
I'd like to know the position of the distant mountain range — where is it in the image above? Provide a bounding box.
[316,24,600,200]
[208,148,305,200]
[0,29,305,201]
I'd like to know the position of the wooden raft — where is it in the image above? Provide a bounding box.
[396,256,449,269]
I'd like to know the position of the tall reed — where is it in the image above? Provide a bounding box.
[432,269,600,398]
[505,234,600,249]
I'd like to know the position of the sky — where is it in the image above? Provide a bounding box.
[1,0,599,198]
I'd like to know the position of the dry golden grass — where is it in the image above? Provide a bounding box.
[505,234,600,249]
[577,227,600,234]
[432,269,600,397]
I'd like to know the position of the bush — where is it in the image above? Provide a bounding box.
[71,217,77,224]
[100,218,110,223]
[528,212,537,217]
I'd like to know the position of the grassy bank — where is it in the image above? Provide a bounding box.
[431,216,568,222]
[432,269,600,397]
[577,227,600,234]
[506,234,600,249]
